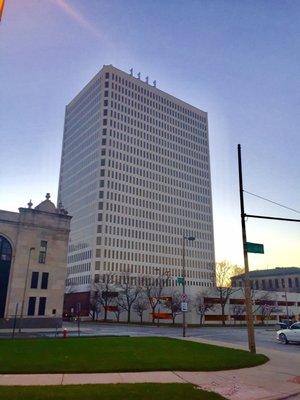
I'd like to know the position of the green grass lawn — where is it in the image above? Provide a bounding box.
[0,337,268,374]
[0,384,226,400]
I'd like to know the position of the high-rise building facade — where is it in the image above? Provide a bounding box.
[58,65,215,294]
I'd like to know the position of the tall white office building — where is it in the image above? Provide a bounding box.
[58,65,215,294]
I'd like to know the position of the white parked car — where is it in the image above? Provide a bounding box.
[277,322,300,344]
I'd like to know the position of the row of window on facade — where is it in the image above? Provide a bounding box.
[93,273,211,287]
[27,296,47,316]
[107,124,209,162]
[236,277,300,290]
[30,271,49,289]
[104,72,207,123]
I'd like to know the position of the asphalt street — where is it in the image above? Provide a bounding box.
[62,321,300,353]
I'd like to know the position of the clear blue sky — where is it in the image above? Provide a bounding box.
[1,0,300,268]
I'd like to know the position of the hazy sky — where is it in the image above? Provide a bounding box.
[1,0,300,269]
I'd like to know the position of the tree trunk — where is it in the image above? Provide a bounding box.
[104,304,108,321]
[221,304,226,326]
[127,309,131,323]
[200,315,203,326]
[140,315,143,324]
[152,308,155,323]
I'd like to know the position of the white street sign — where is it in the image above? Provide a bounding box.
[181,302,188,312]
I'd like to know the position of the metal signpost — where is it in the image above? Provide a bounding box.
[77,302,81,337]
[181,236,195,337]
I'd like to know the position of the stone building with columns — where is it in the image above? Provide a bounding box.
[0,194,71,329]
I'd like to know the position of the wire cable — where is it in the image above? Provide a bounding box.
[244,190,300,215]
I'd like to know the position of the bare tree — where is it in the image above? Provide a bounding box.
[231,304,245,324]
[165,291,182,324]
[111,301,125,323]
[143,274,169,323]
[253,291,280,325]
[133,293,149,324]
[213,261,239,326]
[194,292,215,326]
[89,290,101,321]
[117,273,143,323]
[92,273,118,321]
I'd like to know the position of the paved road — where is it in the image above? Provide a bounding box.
[62,321,300,353]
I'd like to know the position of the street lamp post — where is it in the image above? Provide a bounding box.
[19,247,35,333]
[182,236,195,337]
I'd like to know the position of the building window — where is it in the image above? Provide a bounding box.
[38,297,46,316]
[41,272,49,289]
[30,272,39,289]
[281,278,285,288]
[94,274,100,283]
[105,72,109,79]
[27,297,36,316]
[275,279,279,289]
[295,278,299,288]
[268,279,273,289]
[39,241,47,264]
[288,278,292,288]
[261,280,266,289]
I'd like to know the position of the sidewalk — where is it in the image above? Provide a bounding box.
[0,338,298,400]
[178,338,300,400]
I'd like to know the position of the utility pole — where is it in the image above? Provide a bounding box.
[237,144,256,354]
[237,144,300,346]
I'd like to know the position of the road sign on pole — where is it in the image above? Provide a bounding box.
[246,242,264,254]
[181,294,188,301]
[177,277,184,285]
[181,302,188,312]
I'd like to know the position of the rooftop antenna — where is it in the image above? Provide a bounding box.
[145,76,149,84]
[137,72,141,80]
[130,68,133,76]
[153,80,157,88]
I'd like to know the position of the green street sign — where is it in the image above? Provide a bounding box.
[246,242,264,254]
[176,277,184,285]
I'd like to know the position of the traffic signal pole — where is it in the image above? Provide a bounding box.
[238,144,256,354]
[237,144,300,353]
